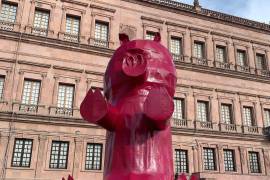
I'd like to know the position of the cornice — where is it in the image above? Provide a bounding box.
[61,0,88,7]
[18,60,51,68]
[90,4,116,13]
[123,0,270,34]
[53,65,84,73]
[141,16,164,24]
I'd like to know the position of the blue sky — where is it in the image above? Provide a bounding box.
[180,0,270,23]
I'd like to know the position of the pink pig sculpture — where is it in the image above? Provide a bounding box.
[80,33,177,180]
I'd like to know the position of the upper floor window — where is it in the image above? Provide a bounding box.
[12,138,33,167]
[175,149,188,173]
[57,84,74,115]
[0,76,5,100]
[236,50,247,66]
[85,143,103,170]
[170,37,181,55]
[263,109,270,127]
[32,9,49,36]
[249,151,261,173]
[243,106,254,126]
[145,31,155,40]
[197,101,209,122]
[21,80,41,112]
[203,148,216,171]
[49,141,69,169]
[216,46,226,62]
[173,98,184,120]
[256,54,267,70]
[194,41,204,59]
[223,149,236,172]
[0,2,17,23]
[221,104,233,124]
[95,21,109,41]
[65,15,80,35]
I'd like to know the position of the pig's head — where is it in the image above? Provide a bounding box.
[104,33,176,101]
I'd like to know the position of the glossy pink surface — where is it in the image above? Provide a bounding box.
[80,33,177,180]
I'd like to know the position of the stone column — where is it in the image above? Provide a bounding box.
[227,41,235,64]
[210,95,219,130]
[239,147,248,174]
[15,71,24,102]
[74,79,80,108]
[60,7,67,33]
[254,101,263,127]
[0,133,10,178]
[34,135,48,178]
[262,149,270,175]
[52,76,59,105]
[72,137,84,179]
[217,145,224,173]
[183,28,191,62]
[86,79,92,92]
[27,0,36,27]
[79,11,87,44]
[192,145,199,172]
[247,45,255,74]
[206,34,214,66]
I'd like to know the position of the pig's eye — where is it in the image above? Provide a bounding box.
[136,54,143,63]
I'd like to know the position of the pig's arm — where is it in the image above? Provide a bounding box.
[143,87,174,130]
[80,89,120,131]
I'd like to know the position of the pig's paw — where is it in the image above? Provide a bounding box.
[143,87,174,122]
[80,88,108,123]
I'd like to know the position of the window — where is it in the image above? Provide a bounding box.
[236,50,246,66]
[49,141,69,169]
[95,21,109,42]
[145,31,155,40]
[243,106,254,126]
[175,149,188,173]
[11,139,33,167]
[0,3,17,23]
[203,148,216,171]
[173,98,184,120]
[194,42,204,59]
[0,76,5,99]
[216,46,226,62]
[170,37,181,55]
[85,143,103,170]
[197,101,209,122]
[223,149,236,172]
[256,54,267,70]
[21,80,41,111]
[221,104,233,124]
[65,15,80,35]
[57,84,74,109]
[249,152,261,173]
[264,109,270,127]
[32,9,49,36]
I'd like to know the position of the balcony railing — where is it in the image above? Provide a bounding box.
[63,33,79,43]
[32,27,48,37]
[172,54,184,63]
[19,104,38,113]
[256,69,270,77]
[191,57,210,66]
[0,20,16,31]
[219,123,242,133]
[242,126,262,135]
[89,38,109,48]
[195,121,218,130]
[264,127,270,136]
[171,118,192,128]
[12,102,46,114]
[214,61,234,70]
[236,65,250,73]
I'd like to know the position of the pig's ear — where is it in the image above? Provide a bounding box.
[154,32,161,43]
[119,33,130,45]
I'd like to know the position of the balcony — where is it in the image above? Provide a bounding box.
[49,106,80,117]
[62,33,79,43]
[191,57,211,66]
[171,118,192,128]
[12,102,46,114]
[172,54,184,63]
[235,65,251,73]
[89,38,109,48]
[219,123,241,133]
[31,27,48,37]
[242,126,262,135]
[195,121,218,131]
[0,20,18,31]
[255,69,270,77]
[264,126,270,137]
[214,61,234,70]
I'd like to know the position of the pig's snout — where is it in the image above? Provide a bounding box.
[122,53,147,77]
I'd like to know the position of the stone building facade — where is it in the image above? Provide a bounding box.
[0,0,270,179]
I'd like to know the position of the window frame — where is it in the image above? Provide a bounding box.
[33,8,50,30]
[203,147,217,171]
[94,20,109,41]
[215,45,227,63]
[193,41,205,59]
[173,98,185,120]
[170,36,182,55]
[255,53,267,70]
[65,14,80,36]
[197,100,209,122]
[49,141,69,169]
[263,108,270,127]
[175,149,189,173]
[220,103,233,124]
[145,31,156,40]
[223,149,236,172]
[85,143,103,170]
[57,83,75,109]
[11,138,33,168]
[242,106,255,126]
[21,79,41,105]
[0,2,18,23]
[236,49,247,67]
[248,151,261,173]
